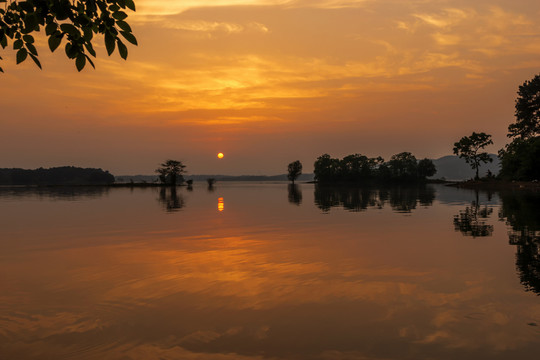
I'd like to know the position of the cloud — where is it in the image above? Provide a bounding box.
[135,0,292,16]
[155,20,269,35]
[413,8,470,29]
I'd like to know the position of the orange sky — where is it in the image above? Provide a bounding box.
[1,0,540,175]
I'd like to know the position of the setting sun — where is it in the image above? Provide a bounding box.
[217,153,224,159]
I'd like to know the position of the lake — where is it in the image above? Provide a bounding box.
[1,183,539,360]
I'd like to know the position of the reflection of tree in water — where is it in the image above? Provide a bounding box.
[288,184,302,205]
[453,193,494,238]
[0,186,109,200]
[158,187,185,212]
[389,186,435,213]
[499,191,540,295]
[313,185,435,213]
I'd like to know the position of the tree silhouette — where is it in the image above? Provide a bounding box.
[499,74,540,181]
[387,152,418,181]
[509,74,540,139]
[287,160,302,184]
[417,158,437,179]
[314,152,435,184]
[453,132,493,180]
[0,0,137,73]
[155,160,185,186]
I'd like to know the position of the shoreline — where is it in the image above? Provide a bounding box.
[446,179,540,191]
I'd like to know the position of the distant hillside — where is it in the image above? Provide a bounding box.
[116,173,315,183]
[431,154,499,181]
[117,156,499,183]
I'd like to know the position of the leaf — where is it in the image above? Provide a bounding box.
[104,31,115,55]
[13,39,23,50]
[117,39,127,60]
[60,23,79,38]
[16,48,28,64]
[48,34,62,52]
[85,54,95,69]
[22,35,35,45]
[22,34,34,44]
[112,11,128,21]
[29,53,42,69]
[65,42,78,58]
[120,31,137,45]
[0,67,3,73]
[83,27,93,41]
[76,52,86,71]
[125,0,136,11]
[116,20,132,33]
[45,22,57,36]
[84,42,96,57]
[26,43,38,56]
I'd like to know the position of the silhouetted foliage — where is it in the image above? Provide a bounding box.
[313,152,435,184]
[287,184,302,205]
[0,0,137,72]
[417,158,437,179]
[313,154,341,183]
[499,137,540,180]
[158,186,184,212]
[155,160,185,185]
[0,166,114,185]
[287,160,302,184]
[499,191,540,294]
[314,184,435,213]
[453,132,493,180]
[509,74,540,140]
[499,75,540,181]
[388,152,418,181]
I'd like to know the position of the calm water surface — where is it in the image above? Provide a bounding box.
[1,183,539,360]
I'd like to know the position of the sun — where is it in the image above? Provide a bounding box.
[217,152,224,159]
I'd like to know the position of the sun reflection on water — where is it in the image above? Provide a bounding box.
[218,197,224,212]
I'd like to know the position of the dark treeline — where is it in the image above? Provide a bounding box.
[0,167,115,185]
[314,184,435,213]
[314,152,436,184]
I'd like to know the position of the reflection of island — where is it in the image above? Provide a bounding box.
[453,191,494,238]
[314,185,435,213]
[288,184,302,205]
[0,186,110,200]
[158,187,184,212]
[499,192,540,295]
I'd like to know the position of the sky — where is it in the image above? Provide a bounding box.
[1,0,540,175]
